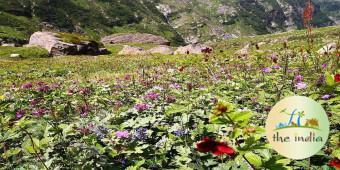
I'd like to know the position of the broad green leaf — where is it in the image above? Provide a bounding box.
[209,115,231,125]
[332,148,340,159]
[244,152,262,167]
[325,72,335,86]
[165,104,189,115]
[2,148,21,158]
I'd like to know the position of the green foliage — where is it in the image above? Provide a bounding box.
[0,46,49,59]
[55,32,93,44]
[0,26,339,169]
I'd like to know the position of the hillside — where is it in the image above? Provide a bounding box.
[0,0,339,45]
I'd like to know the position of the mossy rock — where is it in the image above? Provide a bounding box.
[55,32,93,44]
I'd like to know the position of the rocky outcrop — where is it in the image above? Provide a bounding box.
[317,42,337,55]
[174,44,212,55]
[10,54,21,58]
[1,43,16,47]
[118,45,175,55]
[29,32,107,56]
[148,45,174,55]
[29,32,76,56]
[101,33,170,45]
[118,45,147,55]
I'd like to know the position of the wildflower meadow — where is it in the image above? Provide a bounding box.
[0,20,339,170]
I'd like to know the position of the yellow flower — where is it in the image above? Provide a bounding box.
[212,100,234,116]
[0,95,5,101]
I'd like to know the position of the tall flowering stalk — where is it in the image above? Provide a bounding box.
[302,0,314,49]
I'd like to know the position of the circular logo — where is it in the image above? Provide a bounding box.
[265,96,330,160]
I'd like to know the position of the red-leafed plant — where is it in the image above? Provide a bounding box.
[302,0,314,49]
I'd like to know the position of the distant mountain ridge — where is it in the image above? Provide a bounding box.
[0,0,338,45]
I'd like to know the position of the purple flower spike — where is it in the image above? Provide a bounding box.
[80,104,90,117]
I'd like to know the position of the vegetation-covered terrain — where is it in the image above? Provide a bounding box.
[0,0,339,44]
[0,25,339,169]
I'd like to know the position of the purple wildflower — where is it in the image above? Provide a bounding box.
[115,100,123,108]
[262,67,272,73]
[51,83,60,89]
[170,83,181,89]
[295,75,303,82]
[30,98,41,106]
[134,128,148,140]
[79,104,90,117]
[32,108,46,116]
[115,130,129,138]
[173,129,186,137]
[78,123,93,136]
[36,85,50,93]
[321,94,331,100]
[21,82,33,89]
[16,109,26,119]
[134,103,149,111]
[93,126,108,139]
[322,63,328,69]
[187,83,193,91]
[79,87,91,95]
[166,95,176,103]
[316,75,325,87]
[124,74,131,81]
[270,53,278,63]
[145,92,159,100]
[37,81,45,86]
[295,82,307,90]
[272,65,281,69]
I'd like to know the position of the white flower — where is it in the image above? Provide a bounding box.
[153,86,164,91]
[167,69,175,73]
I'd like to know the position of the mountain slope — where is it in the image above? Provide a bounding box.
[0,0,185,45]
[0,0,338,45]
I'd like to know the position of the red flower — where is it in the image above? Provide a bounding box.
[335,74,340,82]
[328,158,340,169]
[178,66,185,72]
[196,137,236,156]
[302,0,314,27]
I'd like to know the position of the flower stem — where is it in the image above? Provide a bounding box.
[22,128,49,170]
[225,114,256,170]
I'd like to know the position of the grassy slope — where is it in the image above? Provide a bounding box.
[0,26,339,91]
